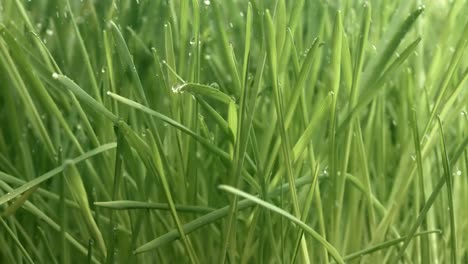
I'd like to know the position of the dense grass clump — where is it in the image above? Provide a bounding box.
[0,0,467,263]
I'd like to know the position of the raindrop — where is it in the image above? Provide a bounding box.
[240,12,244,17]
[210,82,220,89]
[172,84,184,93]
[46,29,54,36]
[52,72,59,79]
[203,0,211,5]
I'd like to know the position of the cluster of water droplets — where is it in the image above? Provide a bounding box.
[171,83,185,93]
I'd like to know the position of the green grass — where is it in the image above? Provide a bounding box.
[0,0,467,263]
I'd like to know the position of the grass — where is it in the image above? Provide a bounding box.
[0,0,467,263]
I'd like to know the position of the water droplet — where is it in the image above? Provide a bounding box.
[203,0,210,5]
[172,84,184,93]
[410,155,416,161]
[106,91,111,95]
[101,67,106,73]
[52,73,59,79]
[46,29,54,36]
[229,22,234,28]
[189,37,196,45]
[239,12,244,17]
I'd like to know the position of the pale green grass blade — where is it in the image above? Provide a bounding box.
[394,122,466,262]
[292,93,332,161]
[421,22,468,137]
[65,0,101,102]
[95,201,214,214]
[265,8,301,218]
[164,22,178,87]
[107,91,229,161]
[362,6,424,90]
[211,0,241,96]
[350,2,371,105]
[134,175,318,254]
[340,37,422,130]
[0,143,116,206]
[326,11,343,244]
[241,2,253,86]
[284,37,320,127]
[344,230,441,262]
[110,21,149,105]
[176,83,234,104]
[437,117,457,263]
[218,184,344,264]
[146,130,199,264]
[0,41,56,157]
[0,182,99,263]
[64,164,107,257]
[2,185,39,216]
[53,74,118,122]
[0,217,34,264]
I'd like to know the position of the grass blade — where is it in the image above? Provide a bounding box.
[218,184,344,264]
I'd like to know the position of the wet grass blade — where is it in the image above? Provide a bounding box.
[95,200,215,214]
[219,184,344,264]
[437,117,457,263]
[176,83,234,104]
[0,143,116,206]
